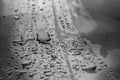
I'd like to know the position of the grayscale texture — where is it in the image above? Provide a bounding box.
[0,0,120,80]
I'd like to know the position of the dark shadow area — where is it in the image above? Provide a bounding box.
[0,0,9,57]
[0,1,27,80]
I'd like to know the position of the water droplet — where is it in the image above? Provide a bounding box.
[14,15,20,20]
[40,8,44,11]
[14,9,19,12]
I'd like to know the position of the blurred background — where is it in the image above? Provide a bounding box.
[81,0,120,73]
[68,0,120,75]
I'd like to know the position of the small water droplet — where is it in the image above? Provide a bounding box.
[40,8,44,11]
[14,9,19,12]
[14,15,20,20]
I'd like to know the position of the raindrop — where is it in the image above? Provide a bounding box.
[40,8,44,11]
[13,15,20,20]
[14,9,19,12]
